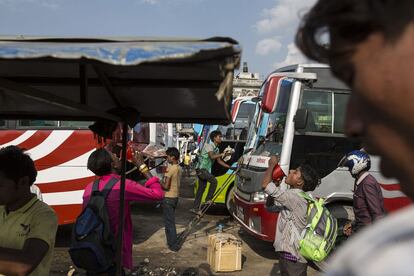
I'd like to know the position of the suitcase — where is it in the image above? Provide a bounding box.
[207,233,242,272]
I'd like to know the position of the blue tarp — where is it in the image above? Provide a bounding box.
[0,38,240,65]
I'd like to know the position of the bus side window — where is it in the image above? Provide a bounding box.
[333,93,350,133]
[18,120,58,127]
[225,127,233,140]
[133,122,150,144]
[301,90,333,133]
[59,121,93,129]
[0,120,5,128]
[239,127,248,140]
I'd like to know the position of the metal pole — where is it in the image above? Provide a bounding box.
[115,122,128,275]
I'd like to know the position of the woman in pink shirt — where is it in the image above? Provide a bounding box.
[82,148,164,273]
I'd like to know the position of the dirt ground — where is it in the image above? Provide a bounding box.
[51,175,318,276]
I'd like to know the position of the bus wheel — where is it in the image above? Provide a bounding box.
[226,186,235,216]
[311,204,354,272]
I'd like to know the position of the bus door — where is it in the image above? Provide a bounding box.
[289,89,359,178]
[211,99,255,177]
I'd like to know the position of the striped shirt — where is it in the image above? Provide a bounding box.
[279,251,299,262]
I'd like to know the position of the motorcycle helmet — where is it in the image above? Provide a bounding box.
[338,150,371,177]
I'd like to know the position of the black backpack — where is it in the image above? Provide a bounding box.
[69,177,118,273]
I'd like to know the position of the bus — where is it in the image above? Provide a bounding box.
[0,119,173,225]
[194,96,256,211]
[232,64,411,242]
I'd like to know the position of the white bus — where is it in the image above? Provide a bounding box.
[233,64,411,242]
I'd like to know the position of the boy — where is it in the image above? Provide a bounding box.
[160,147,181,252]
[192,130,231,212]
[262,156,320,276]
[0,146,58,276]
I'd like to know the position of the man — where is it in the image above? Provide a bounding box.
[262,156,320,276]
[160,147,181,252]
[0,145,58,276]
[296,1,414,274]
[83,148,163,272]
[339,150,385,236]
[191,130,231,212]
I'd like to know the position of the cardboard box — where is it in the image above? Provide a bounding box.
[207,233,242,272]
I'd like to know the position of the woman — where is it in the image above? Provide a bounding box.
[82,148,164,273]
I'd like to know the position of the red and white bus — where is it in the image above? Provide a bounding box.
[0,119,173,225]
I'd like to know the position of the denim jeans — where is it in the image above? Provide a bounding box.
[193,168,217,209]
[162,197,179,250]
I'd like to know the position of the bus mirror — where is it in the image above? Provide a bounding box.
[251,96,261,103]
[294,109,308,130]
[262,76,286,113]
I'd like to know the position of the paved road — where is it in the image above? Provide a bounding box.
[51,175,318,275]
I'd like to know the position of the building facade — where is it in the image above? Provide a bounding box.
[233,62,263,97]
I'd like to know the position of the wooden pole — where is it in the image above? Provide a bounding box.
[115,122,128,275]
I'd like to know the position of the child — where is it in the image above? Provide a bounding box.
[83,148,163,272]
[160,147,182,251]
[262,156,320,276]
[192,130,231,212]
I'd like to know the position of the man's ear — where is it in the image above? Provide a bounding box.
[297,177,305,187]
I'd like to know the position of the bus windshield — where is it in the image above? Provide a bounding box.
[245,102,262,151]
[217,101,255,141]
[252,80,293,156]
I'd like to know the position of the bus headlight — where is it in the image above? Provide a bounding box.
[251,191,268,202]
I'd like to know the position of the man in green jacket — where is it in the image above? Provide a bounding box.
[191,130,231,212]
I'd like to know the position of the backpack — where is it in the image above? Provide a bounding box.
[298,192,338,262]
[69,177,118,273]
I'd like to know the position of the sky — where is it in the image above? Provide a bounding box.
[0,0,316,78]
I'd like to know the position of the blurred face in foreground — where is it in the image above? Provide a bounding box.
[334,25,414,198]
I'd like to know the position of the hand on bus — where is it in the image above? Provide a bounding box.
[268,156,279,168]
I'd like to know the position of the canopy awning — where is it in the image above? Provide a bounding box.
[0,36,241,124]
[0,36,241,273]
